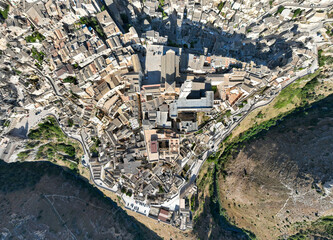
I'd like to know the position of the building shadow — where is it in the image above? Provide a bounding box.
[112,0,306,70]
[8,121,29,139]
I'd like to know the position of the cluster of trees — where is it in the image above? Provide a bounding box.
[318,50,333,67]
[31,47,45,65]
[288,216,333,239]
[28,117,65,140]
[79,17,106,39]
[121,187,133,197]
[63,76,78,84]
[17,150,31,161]
[36,142,76,161]
[25,32,45,43]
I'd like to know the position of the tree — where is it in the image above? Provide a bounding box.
[217,2,224,12]
[63,76,78,84]
[0,4,9,20]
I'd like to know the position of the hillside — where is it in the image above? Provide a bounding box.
[218,94,333,239]
[0,160,161,240]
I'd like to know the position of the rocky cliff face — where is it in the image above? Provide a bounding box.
[0,160,161,240]
[218,95,333,239]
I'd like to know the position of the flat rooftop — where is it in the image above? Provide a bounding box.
[144,45,181,86]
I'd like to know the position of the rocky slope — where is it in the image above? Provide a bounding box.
[0,160,161,240]
[218,94,333,239]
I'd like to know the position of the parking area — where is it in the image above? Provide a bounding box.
[122,195,150,216]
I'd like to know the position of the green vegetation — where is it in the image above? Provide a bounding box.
[274,70,321,109]
[180,164,190,179]
[79,17,106,39]
[120,13,132,33]
[217,1,225,11]
[126,190,132,197]
[318,49,333,67]
[3,120,10,127]
[190,41,195,48]
[31,47,45,64]
[198,159,252,239]
[35,62,42,70]
[207,151,220,163]
[217,109,232,123]
[69,162,77,171]
[158,0,168,18]
[238,100,247,108]
[292,9,302,18]
[190,195,195,209]
[256,111,265,119]
[183,164,190,172]
[70,90,80,99]
[158,184,164,193]
[120,186,133,196]
[67,118,74,127]
[211,115,286,167]
[17,150,31,161]
[196,91,333,240]
[328,11,333,18]
[196,129,203,134]
[36,142,77,161]
[191,143,196,150]
[0,4,9,20]
[25,141,40,149]
[26,117,81,165]
[28,116,64,140]
[269,0,274,7]
[225,109,232,117]
[326,28,333,36]
[57,143,76,157]
[36,142,76,160]
[13,69,22,75]
[25,32,45,43]
[167,40,180,47]
[276,6,285,14]
[90,137,101,157]
[63,76,78,84]
[212,85,218,93]
[100,5,105,11]
[288,216,333,240]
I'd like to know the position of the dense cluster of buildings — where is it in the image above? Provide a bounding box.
[0,0,330,231]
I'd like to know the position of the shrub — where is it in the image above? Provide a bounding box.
[276,6,285,14]
[0,4,9,20]
[63,76,78,84]
[25,32,45,43]
[217,2,224,11]
[31,47,45,64]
